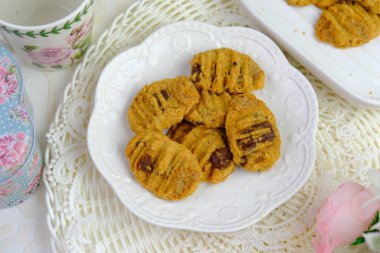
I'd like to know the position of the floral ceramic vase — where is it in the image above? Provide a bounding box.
[0,45,44,208]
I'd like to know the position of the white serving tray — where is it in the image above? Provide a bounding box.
[241,0,380,108]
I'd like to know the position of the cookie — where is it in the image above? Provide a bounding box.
[359,0,380,14]
[167,120,195,143]
[314,0,339,8]
[287,0,316,6]
[225,94,281,172]
[168,121,235,184]
[125,131,201,200]
[190,48,265,94]
[128,76,200,133]
[315,3,380,48]
[185,90,232,128]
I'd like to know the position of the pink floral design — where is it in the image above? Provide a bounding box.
[25,169,41,193]
[0,180,20,197]
[23,15,93,69]
[31,151,39,169]
[11,104,29,122]
[28,47,73,66]
[66,17,93,47]
[0,66,18,104]
[27,151,40,176]
[0,132,28,171]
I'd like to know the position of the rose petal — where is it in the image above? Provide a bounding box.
[351,189,380,222]
[314,229,343,253]
[316,182,364,232]
[16,132,26,140]
[330,182,364,208]
[328,204,369,244]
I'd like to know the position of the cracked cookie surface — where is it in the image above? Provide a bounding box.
[128,76,199,133]
[185,90,233,128]
[190,48,265,94]
[315,3,380,48]
[168,121,235,184]
[287,0,316,6]
[225,94,281,172]
[125,131,201,200]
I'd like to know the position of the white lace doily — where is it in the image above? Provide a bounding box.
[44,0,380,252]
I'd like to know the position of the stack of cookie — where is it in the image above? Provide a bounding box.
[125,48,281,201]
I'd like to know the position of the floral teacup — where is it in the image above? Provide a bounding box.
[0,0,94,70]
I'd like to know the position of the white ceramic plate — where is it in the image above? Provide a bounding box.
[87,21,318,233]
[241,0,380,108]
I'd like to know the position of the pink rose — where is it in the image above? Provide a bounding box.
[0,135,14,154]
[16,132,25,141]
[0,66,18,103]
[0,150,23,169]
[0,133,28,170]
[314,181,380,253]
[13,141,26,154]
[28,47,73,65]
[0,68,16,88]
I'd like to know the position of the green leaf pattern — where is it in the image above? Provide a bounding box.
[0,0,94,38]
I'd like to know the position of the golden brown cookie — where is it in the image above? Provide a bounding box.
[168,121,235,184]
[190,48,265,94]
[287,0,316,6]
[287,0,339,8]
[185,90,233,128]
[128,76,200,133]
[314,0,339,8]
[359,0,380,14]
[167,120,195,143]
[315,3,380,48]
[225,94,281,172]
[125,131,201,200]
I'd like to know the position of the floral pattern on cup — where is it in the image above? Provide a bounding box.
[22,16,93,69]
[0,0,94,70]
[0,64,18,104]
[0,132,29,172]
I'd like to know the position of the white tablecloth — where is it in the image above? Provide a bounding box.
[0,1,136,252]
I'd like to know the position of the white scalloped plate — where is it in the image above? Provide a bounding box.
[87,21,318,233]
[240,0,380,108]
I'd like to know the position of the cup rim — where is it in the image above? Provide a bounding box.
[0,0,92,31]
